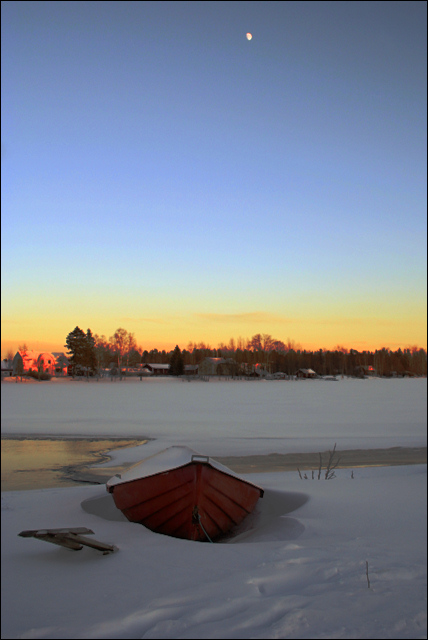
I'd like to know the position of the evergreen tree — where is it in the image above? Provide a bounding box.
[84,329,97,374]
[169,345,184,376]
[65,326,86,373]
[65,326,96,375]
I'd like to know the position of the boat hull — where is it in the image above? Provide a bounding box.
[108,460,263,542]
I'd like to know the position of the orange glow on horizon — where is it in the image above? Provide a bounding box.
[2,335,426,360]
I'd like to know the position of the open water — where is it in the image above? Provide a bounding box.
[1,437,146,491]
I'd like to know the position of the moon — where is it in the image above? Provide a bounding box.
[246,33,252,40]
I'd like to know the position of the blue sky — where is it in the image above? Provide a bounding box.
[1,1,427,353]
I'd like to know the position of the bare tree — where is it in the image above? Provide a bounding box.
[247,334,263,351]
[262,334,275,351]
[109,328,128,370]
[109,328,137,371]
[124,332,137,369]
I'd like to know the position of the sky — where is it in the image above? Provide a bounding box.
[1,0,427,356]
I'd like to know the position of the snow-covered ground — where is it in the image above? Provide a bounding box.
[2,465,426,639]
[1,378,427,639]
[1,377,426,456]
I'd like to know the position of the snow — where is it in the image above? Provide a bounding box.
[105,446,258,488]
[1,377,426,457]
[2,466,426,639]
[1,378,427,639]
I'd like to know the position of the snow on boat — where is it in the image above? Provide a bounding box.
[106,446,264,542]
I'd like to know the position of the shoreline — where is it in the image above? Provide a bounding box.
[1,435,426,490]
[78,446,427,485]
[217,446,427,473]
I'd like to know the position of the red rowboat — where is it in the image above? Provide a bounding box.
[107,446,263,542]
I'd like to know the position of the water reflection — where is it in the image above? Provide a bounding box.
[1,438,146,491]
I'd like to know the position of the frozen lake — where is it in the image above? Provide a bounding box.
[1,377,426,457]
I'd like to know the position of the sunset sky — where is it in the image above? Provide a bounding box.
[1,1,427,357]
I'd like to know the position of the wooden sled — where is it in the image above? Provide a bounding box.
[18,527,118,554]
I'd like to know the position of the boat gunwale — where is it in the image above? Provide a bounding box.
[107,459,264,498]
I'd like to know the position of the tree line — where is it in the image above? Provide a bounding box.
[65,327,427,377]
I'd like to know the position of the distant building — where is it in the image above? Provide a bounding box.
[295,368,318,379]
[12,352,24,377]
[1,358,13,377]
[242,363,270,377]
[7,350,68,376]
[269,371,287,380]
[199,357,225,376]
[253,363,270,377]
[184,364,199,376]
[141,363,170,376]
[198,357,236,376]
[16,350,57,375]
[52,352,69,376]
[354,365,376,377]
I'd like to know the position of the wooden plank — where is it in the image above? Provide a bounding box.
[19,527,94,537]
[33,533,84,550]
[67,534,117,554]
[18,528,117,554]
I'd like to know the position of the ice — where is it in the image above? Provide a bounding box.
[1,378,426,458]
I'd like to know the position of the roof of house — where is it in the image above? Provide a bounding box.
[37,352,56,362]
[142,363,170,369]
